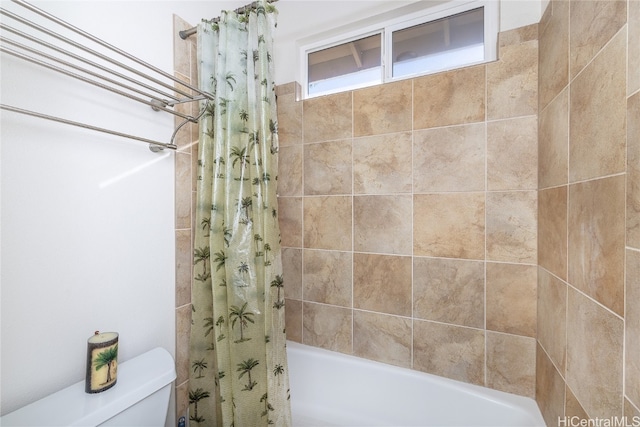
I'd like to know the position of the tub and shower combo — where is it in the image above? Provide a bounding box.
[287,341,545,427]
[0,341,545,426]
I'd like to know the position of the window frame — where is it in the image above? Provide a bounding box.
[306,29,384,97]
[299,0,499,99]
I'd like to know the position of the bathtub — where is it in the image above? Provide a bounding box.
[286,341,545,427]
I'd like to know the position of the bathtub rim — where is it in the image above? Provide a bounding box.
[285,340,545,426]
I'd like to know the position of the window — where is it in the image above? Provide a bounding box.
[308,33,382,97]
[302,1,498,98]
[389,8,485,79]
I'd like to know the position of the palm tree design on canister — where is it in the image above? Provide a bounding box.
[85,331,118,393]
[94,345,118,384]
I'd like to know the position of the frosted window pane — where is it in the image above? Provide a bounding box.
[392,8,484,78]
[308,34,381,96]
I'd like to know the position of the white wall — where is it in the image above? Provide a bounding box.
[0,0,215,419]
[500,0,543,31]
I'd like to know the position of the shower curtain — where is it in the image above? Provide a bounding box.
[189,3,291,426]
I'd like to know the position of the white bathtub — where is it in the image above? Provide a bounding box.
[286,341,546,427]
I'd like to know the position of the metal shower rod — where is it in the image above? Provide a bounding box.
[179,0,279,39]
[0,0,213,151]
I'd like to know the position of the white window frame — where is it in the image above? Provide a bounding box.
[306,30,384,97]
[299,0,499,99]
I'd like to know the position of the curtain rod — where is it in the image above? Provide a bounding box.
[179,0,278,40]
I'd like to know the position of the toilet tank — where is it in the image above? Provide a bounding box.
[1,347,176,427]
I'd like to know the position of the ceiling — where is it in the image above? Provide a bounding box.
[274,0,422,40]
[206,0,430,42]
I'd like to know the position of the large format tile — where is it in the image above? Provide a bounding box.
[278,144,302,196]
[303,92,352,143]
[413,65,485,130]
[277,91,302,146]
[353,310,412,368]
[537,267,567,372]
[354,195,412,255]
[173,16,192,78]
[486,191,537,264]
[278,197,302,248]
[629,92,640,249]
[414,193,485,259]
[175,151,192,229]
[487,116,538,191]
[304,140,352,195]
[413,123,486,193]
[538,186,567,280]
[538,88,568,189]
[568,175,625,316]
[569,0,626,79]
[284,298,302,342]
[486,263,537,338]
[354,80,412,137]
[565,386,588,421]
[302,302,352,353]
[275,82,300,98]
[566,287,624,418]
[413,320,485,386]
[353,253,412,316]
[486,332,536,398]
[627,249,640,408]
[536,343,566,427]
[413,257,484,328]
[176,304,191,385]
[303,196,352,251]
[538,0,569,110]
[569,28,626,182]
[303,249,352,307]
[497,21,538,47]
[625,399,640,422]
[353,132,413,194]
[282,248,302,300]
[630,0,640,95]
[487,26,538,120]
[175,229,192,307]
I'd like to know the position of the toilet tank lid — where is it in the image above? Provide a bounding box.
[0,347,176,427]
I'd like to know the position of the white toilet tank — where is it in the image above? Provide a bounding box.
[1,347,176,427]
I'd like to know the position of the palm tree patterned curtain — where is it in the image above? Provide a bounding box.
[189,3,291,426]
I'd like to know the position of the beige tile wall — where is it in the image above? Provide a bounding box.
[173,0,640,422]
[537,0,640,425]
[277,24,539,399]
[173,14,198,426]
